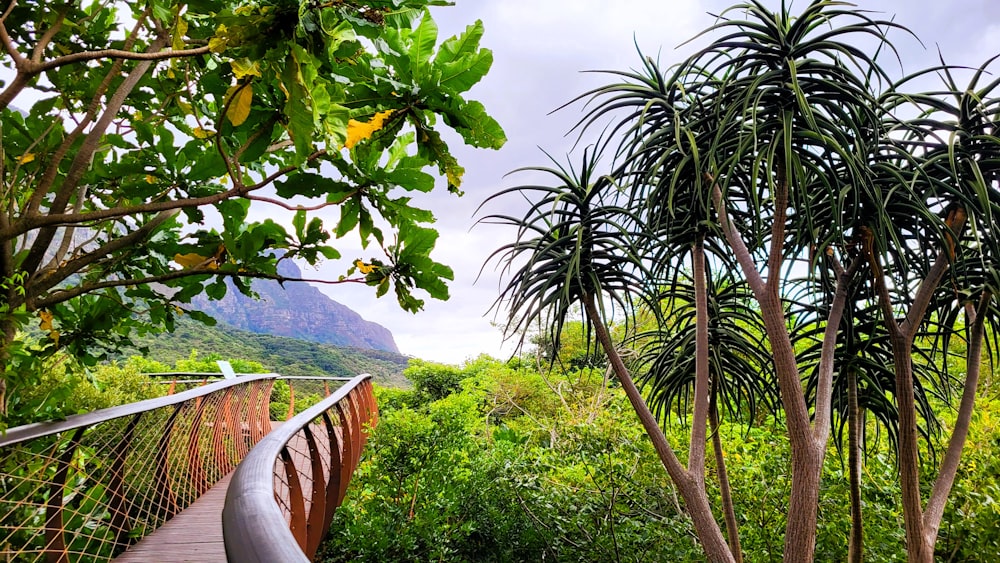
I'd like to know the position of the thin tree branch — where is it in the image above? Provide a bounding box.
[246,194,350,213]
[21,34,169,277]
[27,210,180,299]
[30,7,66,63]
[31,268,370,310]
[42,185,89,273]
[4,148,330,240]
[0,1,17,25]
[709,176,765,296]
[901,206,968,338]
[922,290,992,543]
[34,45,212,74]
[21,6,150,222]
[814,253,865,439]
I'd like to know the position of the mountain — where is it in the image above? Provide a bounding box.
[191,259,399,353]
[129,317,412,387]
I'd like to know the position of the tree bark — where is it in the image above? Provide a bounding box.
[921,293,992,556]
[712,178,821,561]
[690,238,710,477]
[710,396,742,563]
[582,293,735,563]
[848,368,864,563]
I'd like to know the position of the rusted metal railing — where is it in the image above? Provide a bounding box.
[0,375,277,562]
[223,374,377,563]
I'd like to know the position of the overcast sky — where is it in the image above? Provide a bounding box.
[304,0,1000,365]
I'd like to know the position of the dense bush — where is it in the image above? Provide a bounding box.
[319,357,1000,562]
[6,356,164,426]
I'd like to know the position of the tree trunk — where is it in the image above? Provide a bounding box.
[0,317,11,417]
[710,396,742,563]
[783,440,823,562]
[890,334,929,563]
[582,293,735,563]
[713,178,822,560]
[848,368,864,563]
[921,294,992,557]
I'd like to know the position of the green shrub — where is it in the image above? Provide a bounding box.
[320,356,1000,562]
[7,357,164,425]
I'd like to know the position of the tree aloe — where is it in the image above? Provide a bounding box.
[488,1,1000,560]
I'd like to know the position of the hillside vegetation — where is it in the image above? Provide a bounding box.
[125,317,411,387]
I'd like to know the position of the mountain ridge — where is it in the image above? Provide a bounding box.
[191,259,399,353]
[130,317,411,387]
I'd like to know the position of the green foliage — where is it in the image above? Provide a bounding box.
[270,379,292,420]
[0,0,502,414]
[403,359,466,403]
[935,399,1000,560]
[6,356,163,426]
[173,350,267,374]
[322,357,1000,562]
[126,316,411,386]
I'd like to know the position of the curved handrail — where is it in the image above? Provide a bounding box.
[223,374,378,563]
[0,374,279,562]
[0,373,276,447]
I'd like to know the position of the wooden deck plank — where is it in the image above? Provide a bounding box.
[113,472,233,562]
[110,422,338,563]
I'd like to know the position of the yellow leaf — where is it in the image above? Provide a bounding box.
[226,84,253,127]
[355,260,376,274]
[17,153,35,164]
[345,110,394,149]
[177,99,193,115]
[39,310,53,331]
[209,25,228,53]
[174,252,211,269]
[192,127,214,139]
[231,59,262,80]
[175,244,226,270]
[146,175,157,184]
[172,14,188,51]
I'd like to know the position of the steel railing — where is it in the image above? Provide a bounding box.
[0,374,277,562]
[223,374,377,563]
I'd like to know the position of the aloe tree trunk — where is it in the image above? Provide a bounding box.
[920,293,992,558]
[847,368,864,563]
[581,292,735,563]
[710,395,742,563]
[693,236,743,562]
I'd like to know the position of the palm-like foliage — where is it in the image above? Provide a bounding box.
[481,147,649,355]
[486,1,1000,560]
[635,274,777,427]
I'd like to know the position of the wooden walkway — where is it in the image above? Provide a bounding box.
[113,422,291,563]
[114,472,234,563]
[110,422,336,562]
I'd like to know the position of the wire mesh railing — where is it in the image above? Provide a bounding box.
[223,374,377,563]
[0,375,276,562]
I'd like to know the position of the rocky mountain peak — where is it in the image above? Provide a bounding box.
[192,260,399,353]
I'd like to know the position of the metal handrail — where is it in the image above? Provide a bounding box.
[0,374,277,447]
[223,374,378,563]
[0,374,279,562]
